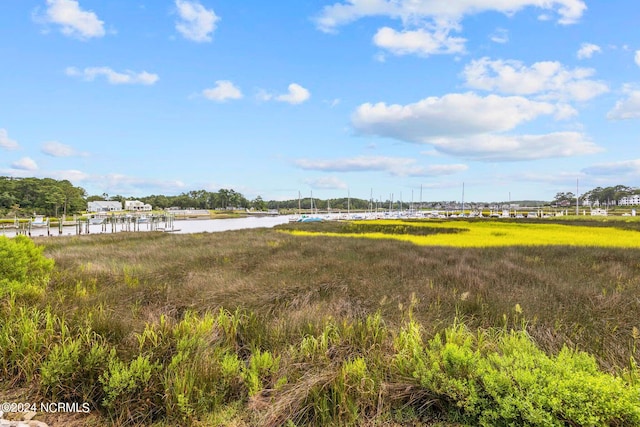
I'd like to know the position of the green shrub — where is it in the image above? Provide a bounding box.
[243,349,280,397]
[335,357,379,422]
[393,322,640,426]
[163,312,245,423]
[0,306,59,384]
[0,235,54,300]
[100,353,164,424]
[40,329,112,404]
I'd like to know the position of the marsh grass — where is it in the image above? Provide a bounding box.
[2,223,640,425]
[280,218,640,248]
[38,227,640,369]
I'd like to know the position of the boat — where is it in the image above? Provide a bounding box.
[89,214,106,225]
[30,215,48,227]
[297,215,323,223]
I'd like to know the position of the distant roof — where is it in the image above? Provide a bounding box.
[89,200,121,205]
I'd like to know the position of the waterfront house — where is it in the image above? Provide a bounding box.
[124,200,152,211]
[87,201,123,213]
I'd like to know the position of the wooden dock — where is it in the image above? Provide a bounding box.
[0,214,176,237]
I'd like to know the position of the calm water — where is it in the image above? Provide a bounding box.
[170,216,290,234]
[0,216,292,238]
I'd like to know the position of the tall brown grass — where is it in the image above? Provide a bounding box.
[40,226,640,371]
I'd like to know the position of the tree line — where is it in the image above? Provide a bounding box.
[0,177,86,217]
[553,185,640,206]
[0,178,263,217]
[100,189,261,211]
[3,176,639,218]
[581,185,639,205]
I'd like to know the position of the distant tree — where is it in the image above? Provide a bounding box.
[553,192,575,206]
[583,185,636,206]
[251,196,267,211]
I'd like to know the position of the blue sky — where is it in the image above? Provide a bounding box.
[1,0,639,203]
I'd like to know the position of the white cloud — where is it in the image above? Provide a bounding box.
[59,172,187,195]
[175,0,220,43]
[462,57,608,102]
[315,1,584,59]
[352,92,557,141]
[275,83,311,105]
[421,163,469,175]
[11,157,39,171]
[316,0,585,59]
[577,43,601,59]
[582,159,640,176]
[0,129,19,150]
[430,132,601,161]
[66,66,159,85]
[202,80,243,102]
[635,50,640,67]
[351,93,602,161]
[78,172,188,195]
[46,169,90,183]
[490,28,509,44]
[256,89,273,102]
[315,0,586,32]
[41,0,105,39]
[373,25,465,56]
[41,141,85,157]
[607,88,640,120]
[553,103,579,120]
[99,174,187,193]
[305,176,349,190]
[294,155,467,177]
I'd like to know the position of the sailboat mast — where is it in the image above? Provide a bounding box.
[370,188,373,214]
[576,178,579,216]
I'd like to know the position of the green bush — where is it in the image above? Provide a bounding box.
[40,330,112,404]
[100,353,164,424]
[478,338,640,426]
[393,322,640,426]
[0,235,54,300]
[0,306,60,384]
[163,312,245,423]
[243,348,280,397]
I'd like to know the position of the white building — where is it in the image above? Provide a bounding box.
[618,195,640,206]
[87,201,122,212]
[124,200,152,211]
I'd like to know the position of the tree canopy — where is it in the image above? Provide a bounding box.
[0,177,86,217]
[581,185,638,205]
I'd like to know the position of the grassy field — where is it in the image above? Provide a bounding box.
[1,219,640,426]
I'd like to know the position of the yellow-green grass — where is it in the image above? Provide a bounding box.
[284,219,640,247]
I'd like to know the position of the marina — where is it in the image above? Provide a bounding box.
[0,206,623,239]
